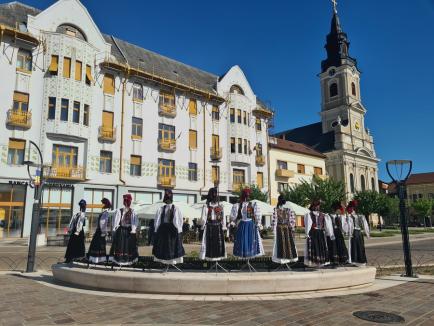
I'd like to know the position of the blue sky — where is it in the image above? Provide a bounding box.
[6,0,434,180]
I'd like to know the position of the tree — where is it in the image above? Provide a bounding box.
[377,194,399,226]
[411,199,433,224]
[353,190,381,219]
[233,184,269,203]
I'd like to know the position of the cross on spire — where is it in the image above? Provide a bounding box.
[332,0,338,14]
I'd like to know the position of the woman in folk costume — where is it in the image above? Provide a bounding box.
[304,200,334,267]
[152,189,185,265]
[199,187,226,261]
[272,195,298,264]
[109,194,139,266]
[64,199,87,263]
[327,202,349,265]
[87,198,111,264]
[346,200,370,265]
[230,188,264,258]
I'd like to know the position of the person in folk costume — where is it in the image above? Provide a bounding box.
[64,199,87,263]
[304,200,334,267]
[152,189,185,265]
[230,188,264,258]
[199,187,226,261]
[346,200,370,265]
[327,201,349,265]
[272,195,298,264]
[87,198,111,264]
[109,194,139,266]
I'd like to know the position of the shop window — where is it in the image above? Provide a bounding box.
[130,155,142,176]
[189,99,197,116]
[132,117,143,140]
[189,130,197,150]
[16,49,32,72]
[63,57,71,78]
[7,139,25,165]
[133,83,143,102]
[129,191,160,205]
[188,163,198,181]
[48,55,58,75]
[99,151,112,173]
[0,183,26,238]
[60,99,69,121]
[48,97,56,120]
[40,187,72,236]
[103,73,115,95]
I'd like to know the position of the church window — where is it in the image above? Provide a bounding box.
[56,24,87,41]
[350,174,355,193]
[371,177,375,190]
[330,83,338,97]
[360,175,366,191]
[351,82,357,96]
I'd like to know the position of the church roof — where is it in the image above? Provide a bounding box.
[273,122,335,153]
[269,138,326,159]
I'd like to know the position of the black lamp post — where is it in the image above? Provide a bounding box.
[23,140,45,273]
[386,160,415,277]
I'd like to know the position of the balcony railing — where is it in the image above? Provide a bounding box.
[158,104,176,118]
[256,154,266,166]
[98,126,116,142]
[6,110,31,129]
[158,175,176,188]
[210,147,222,161]
[158,138,176,152]
[276,169,294,178]
[45,165,85,181]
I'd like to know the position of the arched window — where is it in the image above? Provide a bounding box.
[350,174,355,193]
[351,82,357,96]
[56,24,87,41]
[361,175,366,191]
[371,177,375,191]
[230,85,244,95]
[330,83,338,97]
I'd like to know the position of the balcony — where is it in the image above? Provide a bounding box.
[158,175,176,188]
[158,138,176,152]
[159,104,176,118]
[210,147,222,161]
[276,169,294,178]
[98,126,116,142]
[6,110,31,129]
[45,165,85,181]
[256,155,266,166]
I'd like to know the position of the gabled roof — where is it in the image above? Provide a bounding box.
[406,172,434,185]
[273,122,335,153]
[0,1,40,29]
[269,138,326,159]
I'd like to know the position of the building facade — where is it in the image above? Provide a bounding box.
[0,0,272,238]
[404,173,434,205]
[268,137,326,206]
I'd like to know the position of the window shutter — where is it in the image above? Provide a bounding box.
[103,74,115,95]
[13,92,29,103]
[63,57,71,78]
[75,61,82,81]
[189,99,197,115]
[131,155,141,165]
[86,65,93,83]
[189,130,197,149]
[8,139,25,150]
[49,55,58,73]
[102,111,113,128]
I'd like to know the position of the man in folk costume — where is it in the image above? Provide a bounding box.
[230,188,264,258]
[152,189,185,265]
[87,198,111,264]
[304,200,334,267]
[327,201,349,265]
[346,200,370,265]
[199,187,226,261]
[272,195,298,264]
[109,194,139,266]
[64,199,87,263]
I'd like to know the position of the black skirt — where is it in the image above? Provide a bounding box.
[305,228,328,266]
[87,229,107,264]
[204,220,226,260]
[109,226,138,266]
[334,228,349,264]
[327,236,338,264]
[65,230,85,262]
[152,222,185,261]
[351,229,367,264]
[275,224,298,261]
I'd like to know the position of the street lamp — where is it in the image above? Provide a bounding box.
[386,160,415,277]
[23,140,45,273]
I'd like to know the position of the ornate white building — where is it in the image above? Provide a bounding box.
[0,0,272,238]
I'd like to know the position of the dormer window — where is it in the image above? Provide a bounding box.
[56,24,87,41]
[230,85,244,95]
[329,83,338,98]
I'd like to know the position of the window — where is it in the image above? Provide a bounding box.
[60,99,69,121]
[130,155,142,176]
[230,137,235,153]
[85,65,93,85]
[277,160,288,170]
[7,139,25,165]
[230,85,244,95]
[237,109,242,123]
[244,139,248,154]
[233,169,245,188]
[230,108,235,123]
[158,159,175,177]
[189,129,197,150]
[412,194,418,202]
[248,141,251,155]
[256,143,263,156]
[361,175,366,191]
[278,183,289,193]
[132,117,143,139]
[351,82,356,96]
[330,82,338,97]
[158,123,175,141]
[212,105,220,121]
[314,167,323,176]
[371,177,375,190]
[48,97,56,120]
[72,101,80,123]
[83,104,89,126]
[102,111,113,130]
[13,92,29,112]
[243,111,247,125]
[212,134,219,150]
[52,145,78,167]
[255,118,262,131]
[56,24,87,41]
[188,99,197,116]
[350,173,355,193]
[63,57,71,78]
[238,138,242,153]
[133,83,143,102]
[159,90,175,109]
[16,49,32,72]
[48,55,58,75]
[247,113,251,126]
[297,164,305,174]
[212,166,220,184]
[103,73,115,95]
[75,60,82,81]
[99,151,112,173]
[188,163,198,181]
[257,172,264,189]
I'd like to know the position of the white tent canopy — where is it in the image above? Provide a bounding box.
[250,200,274,216]
[283,201,310,216]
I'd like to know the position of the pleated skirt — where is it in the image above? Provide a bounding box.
[350,229,367,264]
[64,230,85,262]
[109,226,138,266]
[305,228,328,266]
[152,222,185,264]
[272,224,298,263]
[87,229,107,264]
[233,219,263,258]
[200,220,226,261]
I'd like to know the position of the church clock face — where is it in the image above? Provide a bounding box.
[354,121,360,131]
